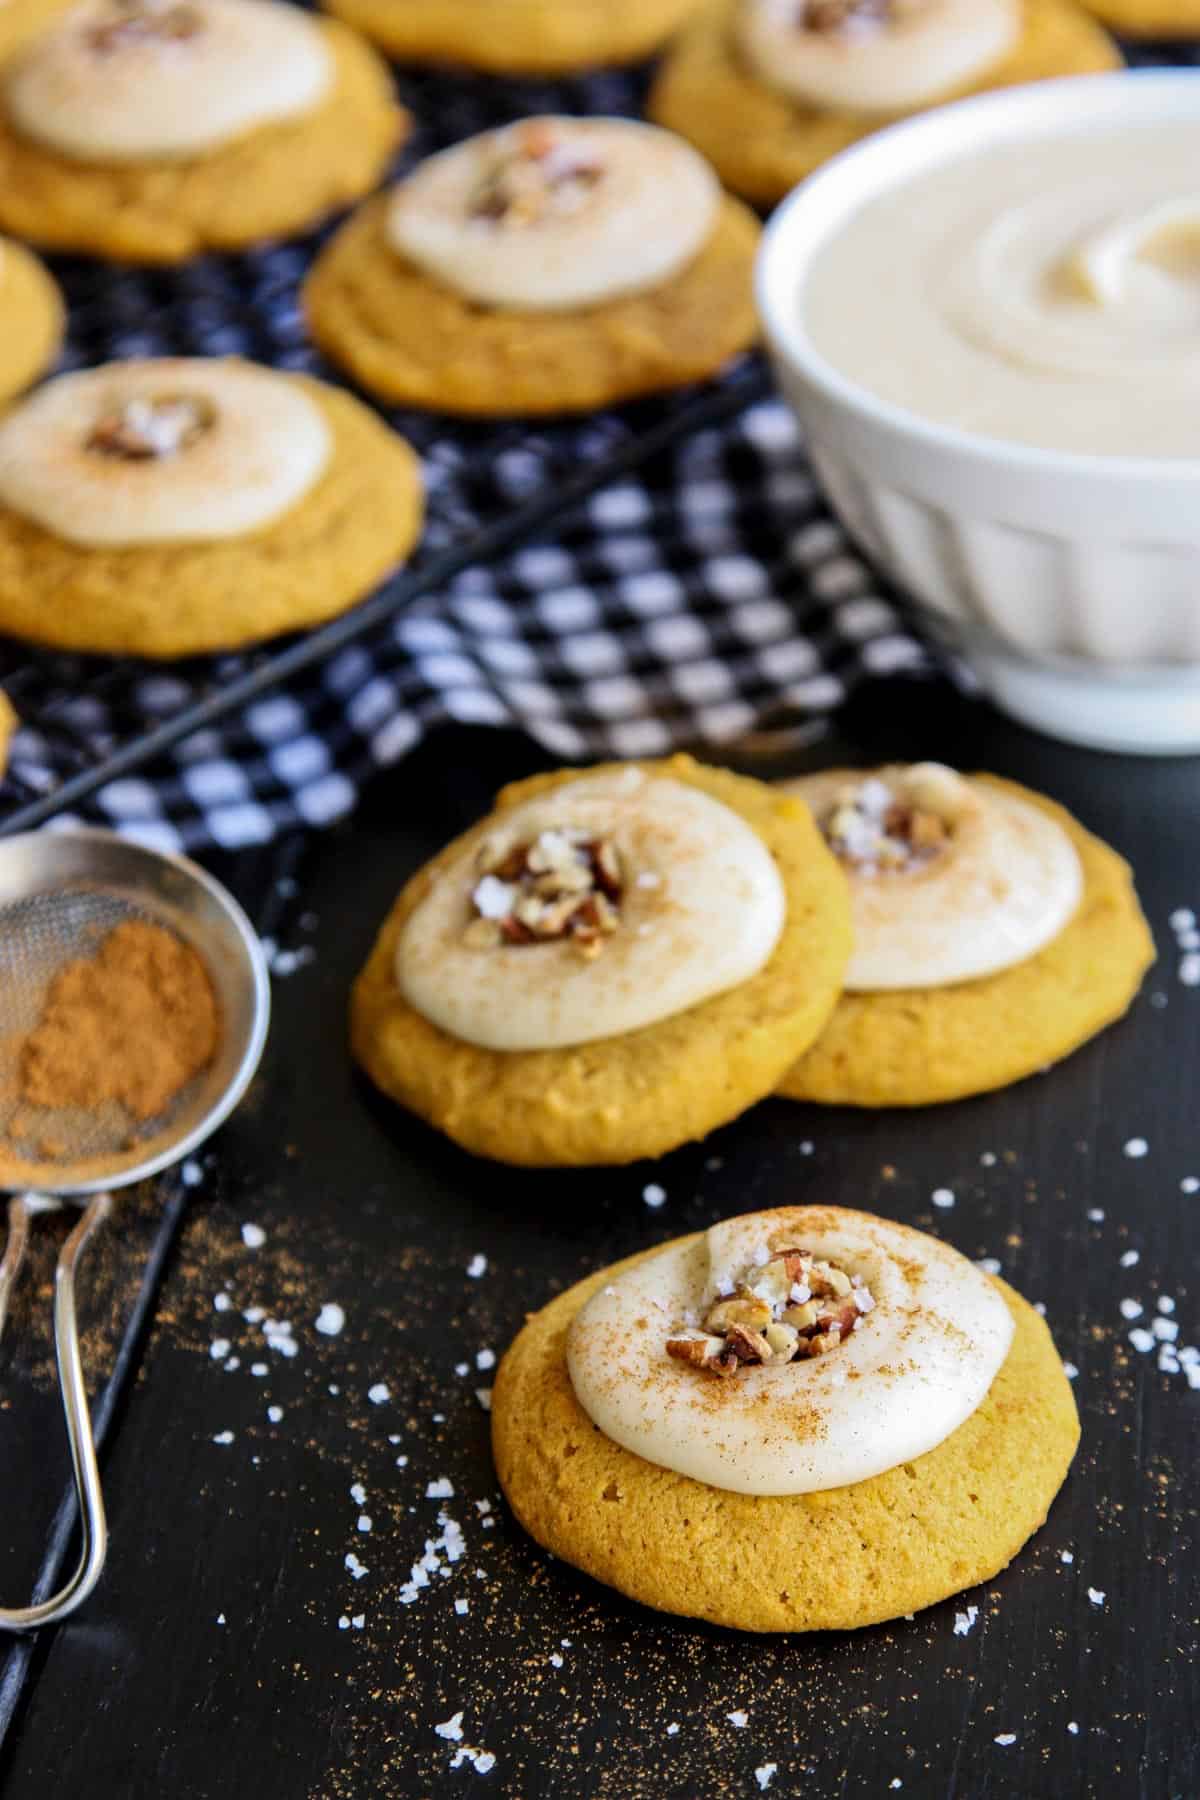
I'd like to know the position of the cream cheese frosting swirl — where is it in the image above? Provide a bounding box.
[385,117,719,312]
[737,0,1017,113]
[396,767,786,1051]
[567,1206,1013,1496]
[0,359,331,546]
[3,0,331,162]
[783,764,1082,991]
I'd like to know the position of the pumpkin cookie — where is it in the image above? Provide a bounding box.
[320,0,702,74]
[351,757,851,1166]
[494,1205,1080,1631]
[777,765,1153,1108]
[0,0,405,263]
[305,117,759,415]
[0,357,423,657]
[0,236,63,404]
[649,0,1121,205]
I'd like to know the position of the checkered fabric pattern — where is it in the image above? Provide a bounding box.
[0,37,1193,853]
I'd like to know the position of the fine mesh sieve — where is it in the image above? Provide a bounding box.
[0,828,270,1630]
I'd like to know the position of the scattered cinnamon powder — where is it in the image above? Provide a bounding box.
[19,919,220,1123]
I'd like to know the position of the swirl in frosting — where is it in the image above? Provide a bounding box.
[386,117,719,312]
[568,1206,1014,1495]
[782,764,1082,991]
[396,767,786,1051]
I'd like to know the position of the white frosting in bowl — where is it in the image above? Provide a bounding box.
[737,0,1017,115]
[567,1206,1014,1496]
[782,765,1082,991]
[4,0,331,163]
[0,359,331,546]
[385,116,718,312]
[396,768,785,1051]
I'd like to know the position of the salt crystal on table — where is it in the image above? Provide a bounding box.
[1128,1328,1154,1352]
[435,1713,465,1743]
[1061,1551,1074,1564]
[475,1389,492,1411]
[214,1293,232,1312]
[666,1724,680,1737]
[643,1184,667,1209]
[726,1711,748,1729]
[953,1606,978,1636]
[932,1188,955,1209]
[345,1553,367,1580]
[212,1430,234,1445]
[455,1599,469,1616]
[1158,1296,1176,1314]
[267,1406,283,1423]
[210,1340,230,1360]
[476,1349,495,1371]
[358,1515,372,1533]
[1120,1250,1140,1268]
[427,1478,454,1499]
[1087,1588,1105,1607]
[350,1482,366,1504]
[994,1734,1016,1747]
[1123,1138,1149,1159]
[755,1766,777,1791]
[1119,1299,1143,1320]
[1087,1208,1105,1222]
[241,1224,266,1249]
[466,1255,488,1279]
[368,1383,390,1405]
[316,1303,345,1337]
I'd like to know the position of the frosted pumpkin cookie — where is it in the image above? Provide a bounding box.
[777,764,1153,1108]
[0,357,423,657]
[0,237,63,405]
[305,117,760,416]
[350,758,851,1166]
[648,0,1121,206]
[0,0,405,263]
[494,1204,1080,1631]
[321,0,702,73]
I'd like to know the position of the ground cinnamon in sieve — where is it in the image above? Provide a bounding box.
[19,919,220,1122]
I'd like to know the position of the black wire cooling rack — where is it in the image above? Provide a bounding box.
[0,33,1194,841]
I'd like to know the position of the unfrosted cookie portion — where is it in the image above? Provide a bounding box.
[320,0,704,74]
[0,370,423,657]
[493,1217,1080,1631]
[350,757,852,1166]
[0,13,404,263]
[777,777,1154,1107]
[0,236,63,406]
[649,0,1121,204]
[0,0,71,63]
[305,191,760,416]
[1081,0,1200,35]
[0,689,16,779]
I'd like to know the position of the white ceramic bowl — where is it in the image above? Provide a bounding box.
[757,71,1200,755]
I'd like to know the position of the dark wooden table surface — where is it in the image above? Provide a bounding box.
[0,681,1196,1800]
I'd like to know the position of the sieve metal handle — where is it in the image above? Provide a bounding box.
[0,1192,112,1632]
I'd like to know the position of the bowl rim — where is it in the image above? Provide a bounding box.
[755,69,1200,486]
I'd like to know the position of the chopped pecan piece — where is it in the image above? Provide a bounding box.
[668,1246,875,1377]
[803,0,891,34]
[87,393,214,460]
[464,826,637,958]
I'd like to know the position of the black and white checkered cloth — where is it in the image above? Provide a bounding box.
[0,38,1191,853]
